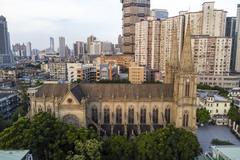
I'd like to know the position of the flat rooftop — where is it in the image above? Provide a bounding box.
[212,145,240,160]
[0,150,29,160]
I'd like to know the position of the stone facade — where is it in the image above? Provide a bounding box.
[29,20,197,136]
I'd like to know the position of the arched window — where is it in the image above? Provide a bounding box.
[104,108,110,124]
[38,105,43,113]
[128,108,134,124]
[165,108,171,124]
[116,108,122,124]
[47,108,52,113]
[91,106,98,123]
[47,105,52,113]
[140,108,146,124]
[153,108,159,124]
[183,111,189,127]
[185,79,190,97]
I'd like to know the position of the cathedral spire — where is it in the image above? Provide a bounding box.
[180,15,194,72]
[170,23,179,68]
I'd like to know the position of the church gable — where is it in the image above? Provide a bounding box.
[61,91,81,106]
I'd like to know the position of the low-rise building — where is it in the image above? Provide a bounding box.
[129,63,146,84]
[67,63,96,83]
[49,63,67,81]
[0,91,19,119]
[197,90,231,125]
[0,69,16,82]
[198,74,240,89]
[0,150,32,160]
[229,88,240,98]
[211,146,240,160]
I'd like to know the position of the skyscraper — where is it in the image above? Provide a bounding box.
[59,37,66,58]
[50,37,55,52]
[0,16,12,67]
[74,41,86,59]
[26,42,32,58]
[225,17,237,72]
[151,9,169,20]
[235,4,240,72]
[87,35,96,53]
[121,0,150,55]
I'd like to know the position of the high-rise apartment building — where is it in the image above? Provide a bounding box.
[201,2,226,37]
[59,37,66,58]
[26,42,32,58]
[50,37,55,52]
[226,17,237,37]
[235,4,240,72]
[118,35,123,53]
[49,63,67,80]
[12,43,26,57]
[89,41,101,55]
[225,17,237,72]
[74,41,86,59]
[135,2,227,76]
[0,16,12,67]
[191,35,232,76]
[87,35,96,53]
[151,9,168,20]
[121,0,150,55]
[135,17,161,70]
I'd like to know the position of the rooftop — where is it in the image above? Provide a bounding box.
[212,145,240,160]
[0,150,30,160]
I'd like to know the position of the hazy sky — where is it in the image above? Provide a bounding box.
[0,0,238,50]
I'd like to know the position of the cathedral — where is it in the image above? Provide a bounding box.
[29,21,197,136]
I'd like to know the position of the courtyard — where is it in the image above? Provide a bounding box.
[197,125,240,152]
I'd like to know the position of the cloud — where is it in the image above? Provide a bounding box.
[0,0,237,49]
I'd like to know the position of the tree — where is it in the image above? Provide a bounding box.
[67,139,102,160]
[227,106,240,122]
[134,126,201,160]
[134,133,158,160]
[102,136,134,160]
[0,115,10,132]
[211,139,234,145]
[0,117,30,149]
[0,112,98,160]
[197,108,210,124]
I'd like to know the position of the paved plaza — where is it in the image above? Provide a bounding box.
[197,125,240,152]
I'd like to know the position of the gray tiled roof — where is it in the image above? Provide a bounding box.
[35,83,174,101]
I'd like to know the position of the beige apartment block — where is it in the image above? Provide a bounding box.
[121,0,150,55]
[192,35,232,76]
[134,2,227,78]
[129,62,146,84]
[135,17,161,70]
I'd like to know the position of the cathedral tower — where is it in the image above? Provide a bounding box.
[173,15,197,131]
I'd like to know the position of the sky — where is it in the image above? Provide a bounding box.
[0,0,238,50]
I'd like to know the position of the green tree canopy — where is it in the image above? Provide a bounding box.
[228,106,240,122]
[197,108,210,124]
[0,113,98,160]
[102,136,134,160]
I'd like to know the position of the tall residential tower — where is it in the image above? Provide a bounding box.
[0,16,12,67]
[121,0,150,55]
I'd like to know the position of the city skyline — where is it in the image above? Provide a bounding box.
[0,0,238,50]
